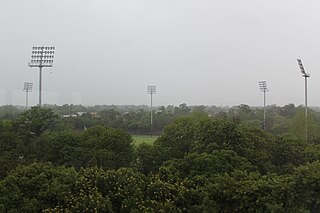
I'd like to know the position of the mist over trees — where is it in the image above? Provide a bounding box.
[1,103,320,138]
[1,104,320,211]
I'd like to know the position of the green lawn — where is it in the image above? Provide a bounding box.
[132,135,159,145]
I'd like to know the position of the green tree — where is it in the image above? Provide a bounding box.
[14,107,58,137]
[35,131,81,166]
[293,161,320,212]
[269,136,306,174]
[0,163,77,212]
[202,171,297,212]
[155,115,200,159]
[303,144,320,163]
[159,151,256,180]
[82,126,134,169]
[46,167,113,212]
[173,103,191,117]
[134,142,168,175]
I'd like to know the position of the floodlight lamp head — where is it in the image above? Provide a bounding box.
[297,58,310,78]
[258,81,268,92]
[29,46,55,67]
[23,82,33,92]
[147,85,156,94]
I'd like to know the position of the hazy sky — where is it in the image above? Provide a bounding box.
[1,0,320,107]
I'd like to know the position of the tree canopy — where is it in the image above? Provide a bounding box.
[1,105,320,211]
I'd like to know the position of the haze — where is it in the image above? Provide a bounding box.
[1,0,320,107]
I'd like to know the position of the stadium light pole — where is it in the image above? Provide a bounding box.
[259,81,268,130]
[23,82,33,108]
[28,46,55,107]
[297,58,310,141]
[147,85,156,127]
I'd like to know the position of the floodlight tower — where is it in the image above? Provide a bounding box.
[28,46,55,107]
[23,82,33,108]
[147,85,156,127]
[297,58,310,140]
[259,81,268,130]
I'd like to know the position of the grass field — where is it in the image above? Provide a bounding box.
[132,135,159,145]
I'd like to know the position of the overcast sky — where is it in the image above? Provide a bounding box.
[1,0,320,107]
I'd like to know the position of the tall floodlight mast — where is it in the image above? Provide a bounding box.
[23,82,33,108]
[28,46,55,107]
[147,85,156,127]
[258,81,268,130]
[297,58,310,141]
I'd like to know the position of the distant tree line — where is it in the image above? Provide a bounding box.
[1,103,320,138]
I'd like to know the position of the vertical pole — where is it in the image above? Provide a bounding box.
[150,93,153,126]
[263,90,266,130]
[26,90,28,108]
[39,46,44,107]
[39,66,42,107]
[305,76,308,141]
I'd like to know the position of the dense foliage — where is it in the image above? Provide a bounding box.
[1,106,320,211]
[2,103,320,137]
